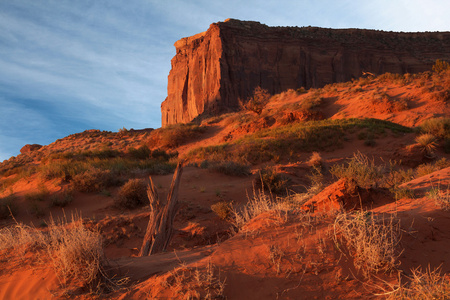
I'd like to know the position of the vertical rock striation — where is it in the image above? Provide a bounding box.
[161,19,450,126]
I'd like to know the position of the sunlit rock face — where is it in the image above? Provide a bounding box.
[161,19,450,126]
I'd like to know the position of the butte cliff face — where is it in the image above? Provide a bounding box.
[161,19,450,126]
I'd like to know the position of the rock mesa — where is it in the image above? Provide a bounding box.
[161,19,450,126]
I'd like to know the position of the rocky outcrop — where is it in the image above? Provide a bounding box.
[20,144,42,154]
[162,19,450,126]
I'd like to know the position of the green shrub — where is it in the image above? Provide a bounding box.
[50,189,74,207]
[72,168,119,193]
[128,145,151,160]
[115,179,148,209]
[208,161,251,177]
[255,166,291,195]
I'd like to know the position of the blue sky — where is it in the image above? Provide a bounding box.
[1,0,449,161]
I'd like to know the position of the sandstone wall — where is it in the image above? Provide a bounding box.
[161,19,450,126]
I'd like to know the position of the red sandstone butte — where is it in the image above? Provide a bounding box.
[161,19,450,126]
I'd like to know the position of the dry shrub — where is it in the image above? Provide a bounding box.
[211,201,233,220]
[427,187,450,211]
[420,117,450,138]
[149,123,205,149]
[233,189,290,229]
[333,210,401,277]
[115,178,148,209]
[307,151,323,167]
[72,168,118,193]
[330,152,383,189]
[432,59,450,73]
[415,134,437,157]
[255,166,291,195]
[162,260,226,299]
[0,223,43,252]
[389,266,450,299]
[241,87,271,115]
[415,158,450,178]
[0,215,109,291]
[46,216,105,288]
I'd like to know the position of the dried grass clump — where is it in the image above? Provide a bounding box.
[149,123,205,149]
[211,201,233,220]
[420,117,450,138]
[333,210,401,277]
[255,166,291,195]
[307,152,323,167]
[389,266,450,299]
[115,178,148,209]
[415,134,437,157]
[241,86,271,115]
[330,152,383,189]
[233,189,290,229]
[46,216,105,288]
[0,223,44,252]
[427,187,450,211]
[162,260,226,299]
[0,215,109,291]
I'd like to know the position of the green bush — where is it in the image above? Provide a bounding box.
[255,166,291,195]
[128,145,151,160]
[115,179,148,209]
[72,168,120,193]
[208,161,251,177]
[50,189,74,207]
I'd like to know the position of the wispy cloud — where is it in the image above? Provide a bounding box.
[0,0,449,161]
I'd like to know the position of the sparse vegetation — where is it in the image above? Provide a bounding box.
[330,152,383,189]
[148,123,206,148]
[389,266,450,299]
[202,160,251,177]
[427,186,450,210]
[255,166,291,195]
[211,201,233,220]
[0,215,110,291]
[115,178,148,209]
[333,210,401,276]
[72,168,120,193]
[415,133,437,157]
[50,189,74,207]
[241,86,271,115]
[432,59,450,74]
[233,189,290,229]
[0,195,17,219]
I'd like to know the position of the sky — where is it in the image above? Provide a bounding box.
[0,0,449,162]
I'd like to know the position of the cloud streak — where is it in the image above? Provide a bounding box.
[0,0,449,161]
